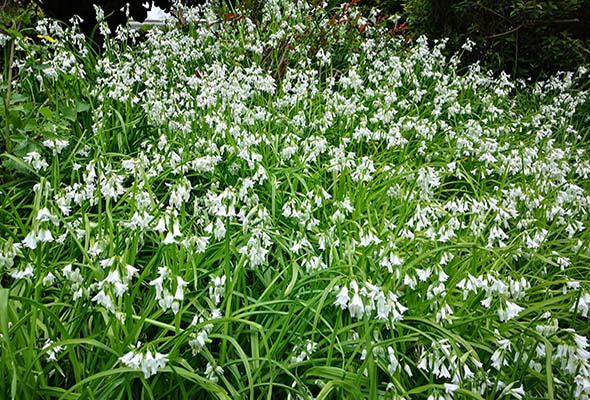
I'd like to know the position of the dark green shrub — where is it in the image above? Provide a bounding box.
[402,0,590,79]
[0,0,40,32]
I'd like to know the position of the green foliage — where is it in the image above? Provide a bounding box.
[1,1,590,398]
[401,0,590,78]
[0,1,39,30]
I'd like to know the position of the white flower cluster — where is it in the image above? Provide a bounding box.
[417,339,481,384]
[334,280,407,327]
[149,266,187,314]
[571,291,590,317]
[361,343,407,378]
[188,309,221,355]
[120,347,169,379]
[204,362,224,383]
[23,151,49,172]
[554,331,590,399]
[0,242,20,273]
[21,183,64,252]
[42,138,69,155]
[208,275,226,305]
[42,339,66,362]
[289,339,318,364]
[457,273,529,321]
[89,257,139,321]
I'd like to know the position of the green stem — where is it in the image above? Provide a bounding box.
[3,34,15,154]
[220,216,233,365]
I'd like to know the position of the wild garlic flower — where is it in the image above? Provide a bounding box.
[289,340,318,364]
[570,292,590,317]
[42,138,69,155]
[238,228,272,268]
[335,280,407,326]
[8,264,34,280]
[189,310,220,355]
[417,339,469,382]
[120,348,169,379]
[204,362,224,383]
[23,152,49,171]
[208,275,226,305]
[42,339,66,362]
[42,272,57,286]
[490,338,512,371]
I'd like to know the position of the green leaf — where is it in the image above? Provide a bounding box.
[38,107,53,119]
[76,100,90,113]
[22,120,37,133]
[0,289,10,343]
[9,93,28,104]
[61,106,77,122]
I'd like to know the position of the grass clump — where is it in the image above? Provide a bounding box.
[1,1,589,399]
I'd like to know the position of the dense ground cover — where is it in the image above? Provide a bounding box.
[1,1,590,398]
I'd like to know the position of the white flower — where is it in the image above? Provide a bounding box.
[22,230,39,249]
[387,346,399,375]
[205,362,224,383]
[125,211,153,231]
[334,285,349,310]
[42,138,69,154]
[574,333,588,350]
[154,217,167,233]
[9,264,35,280]
[141,351,157,379]
[570,292,590,317]
[163,232,177,245]
[491,339,511,370]
[99,257,115,269]
[23,151,49,171]
[189,330,209,354]
[498,300,524,322]
[213,218,226,241]
[120,349,168,379]
[104,270,121,284]
[42,339,65,362]
[463,364,474,379]
[461,38,475,52]
[193,236,209,253]
[43,272,57,286]
[120,350,142,370]
[91,289,115,313]
[37,229,54,243]
[36,208,59,225]
[125,264,139,280]
[358,229,381,247]
[504,384,525,399]
[209,275,226,305]
[375,291,390,319]
[174,276,187,301]
[0,33,10,46]
[349,292,364,319]
[113,281,128,297]
[444,383,459,393]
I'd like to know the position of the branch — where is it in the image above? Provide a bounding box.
[486,24,522,39]
[548,18,580,24]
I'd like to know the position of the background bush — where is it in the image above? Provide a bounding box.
[0,0,40,33]
[367,0,590,79]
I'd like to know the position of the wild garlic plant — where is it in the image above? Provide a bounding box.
[1,0,589,398]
